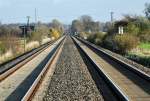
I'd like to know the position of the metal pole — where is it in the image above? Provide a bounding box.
[24,16,30,53]
[111,12,114,23]
[23,27,26,53]
[35,8,37,24]
[27,16,30,26]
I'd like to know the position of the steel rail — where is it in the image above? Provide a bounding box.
[76,37,150,81]
[72,37,129,101]
[21,37,65,101]
[0,39,59,81]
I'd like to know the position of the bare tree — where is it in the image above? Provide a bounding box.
[71,20,83,34]
[80,15,93,32]
[71,15,101,34]
[144,3,150,20]
[0,27,19,54]
[51,19,64,34]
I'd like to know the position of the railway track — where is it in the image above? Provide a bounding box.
[0,39,59,81]
[43,36,104,101]
[0,36,65,101]
[73,36,150,101]
[0,35,149,101]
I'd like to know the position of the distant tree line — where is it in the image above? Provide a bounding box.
[71,15,102,35]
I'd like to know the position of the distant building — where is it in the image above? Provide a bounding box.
[19,24,35,36]
[114,20,128,34]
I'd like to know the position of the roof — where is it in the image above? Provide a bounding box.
[115,20,128,27]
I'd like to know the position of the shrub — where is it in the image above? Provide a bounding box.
[94,32,106,45]
[114,34,140,54]
[127,22,140,36]
[0,43,6,54]
[49,28,60,39]
[140,33,150,43]
[0,34,20,54]
[87,33,96,43]
[30,31,43,44]
[79,32,90,39]
[102,34,116,51]
[87,32,106,45]
[139,29,150,42]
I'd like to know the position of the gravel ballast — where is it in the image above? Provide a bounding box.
[43,37,103,101]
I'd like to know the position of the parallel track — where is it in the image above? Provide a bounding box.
[0,39,58,81]
[0,37,65,101]
[73,37,150,101]
[22,37,65,101]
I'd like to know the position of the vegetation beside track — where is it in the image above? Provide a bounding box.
[71,3,150,68]
[0,19,64,64]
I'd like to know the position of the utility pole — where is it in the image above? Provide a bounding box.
[23,26,26,53]
[23,16,30,53]
[110,12,114,27]
[110,12,114,23]
[35,8,37,23]
[35,8,37,31]
[27,16,30,27]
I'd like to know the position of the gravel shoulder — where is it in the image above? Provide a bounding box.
[44,36,103,101]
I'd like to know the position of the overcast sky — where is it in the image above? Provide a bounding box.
[0,0,149,24]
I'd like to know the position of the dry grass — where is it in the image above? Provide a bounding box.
[0,50,13,64]
[26,41,40,51]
